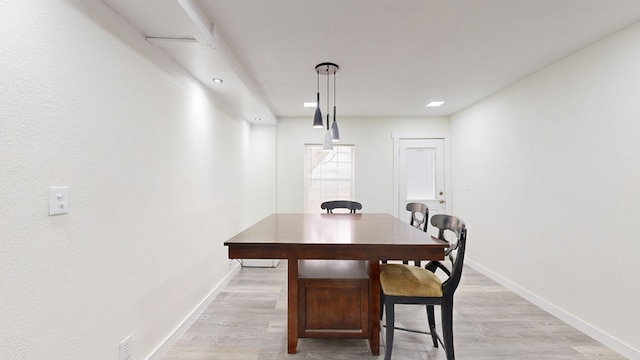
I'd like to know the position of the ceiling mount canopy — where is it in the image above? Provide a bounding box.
[315,62,339,76]
[313,62,340,151]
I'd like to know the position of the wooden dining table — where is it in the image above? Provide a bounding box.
[224,213,448,355]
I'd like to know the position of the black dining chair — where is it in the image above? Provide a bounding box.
[379,214,467,360]
[405,203,452,278]
[406,202,429,232]
[403,202,429,266]
[320,200,362,213]
[382,202,429,266]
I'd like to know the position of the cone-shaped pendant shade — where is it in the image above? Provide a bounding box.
[322,129,333,151]
[331,106,340,142]
[313,92,323,128]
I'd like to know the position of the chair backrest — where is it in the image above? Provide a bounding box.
[320,200,362,213]
[406,202,429,232]
[430,214,467,297]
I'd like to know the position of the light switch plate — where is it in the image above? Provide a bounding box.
[49,187,70,215]
[119,335,132,360]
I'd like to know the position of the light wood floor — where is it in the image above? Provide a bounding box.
[161,260,626,359]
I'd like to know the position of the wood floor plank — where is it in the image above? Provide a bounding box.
[161,261,626,359]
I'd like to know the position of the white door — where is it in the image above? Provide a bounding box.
[395,138,446,225]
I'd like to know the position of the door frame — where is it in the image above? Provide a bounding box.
[392,133,452,219]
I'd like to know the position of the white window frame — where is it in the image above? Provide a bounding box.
[303,144,355,213]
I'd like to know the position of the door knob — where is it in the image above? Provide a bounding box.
[439,199,445,204]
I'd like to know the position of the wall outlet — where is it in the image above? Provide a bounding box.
[49,186,70,215]
[119,335,132,360]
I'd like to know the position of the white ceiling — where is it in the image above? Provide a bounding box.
[103,0,640,124]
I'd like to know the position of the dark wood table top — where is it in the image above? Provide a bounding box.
[225,213,448,261]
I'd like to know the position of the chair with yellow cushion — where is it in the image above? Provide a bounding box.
[380,214,467,360]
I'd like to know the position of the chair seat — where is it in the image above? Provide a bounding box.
[380,264,443,297]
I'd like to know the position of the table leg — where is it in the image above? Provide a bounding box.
[287,258,299,354]
[368,260,380,355]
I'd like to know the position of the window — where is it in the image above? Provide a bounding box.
[304,144,355,213]
[406,147,436,200]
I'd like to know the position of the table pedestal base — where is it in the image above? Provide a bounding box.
[287,259,380,355]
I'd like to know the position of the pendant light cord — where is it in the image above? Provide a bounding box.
[333,69,336,121]
[326,65,330,131]
[316,70,320,105]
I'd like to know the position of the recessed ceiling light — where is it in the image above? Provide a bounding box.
[303,102,317,108]
[254,117,261,121]
[426,101,445,107]
[212,78,223,84]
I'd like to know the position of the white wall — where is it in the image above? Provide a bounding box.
[450,22,640,358]
[0,1,276,359]
[277,116,450,213]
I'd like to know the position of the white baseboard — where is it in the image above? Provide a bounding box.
[145,262,242,360]
[466,259,639,360]
[240,258,280,267]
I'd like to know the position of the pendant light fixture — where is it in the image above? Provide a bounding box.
[313,62,340,150]
[331,67,340,142]
[313,69,323,128]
